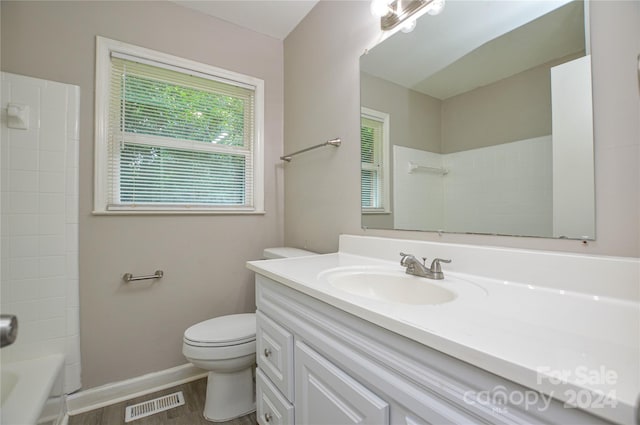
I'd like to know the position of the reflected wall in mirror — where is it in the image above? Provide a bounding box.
[360,0,595,239]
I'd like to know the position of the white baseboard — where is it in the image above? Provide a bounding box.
[66,363,207,415]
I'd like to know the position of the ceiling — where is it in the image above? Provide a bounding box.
[171,0,319,40]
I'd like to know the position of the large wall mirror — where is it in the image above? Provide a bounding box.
[360,0,595,239]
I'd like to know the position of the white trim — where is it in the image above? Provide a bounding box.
[98,37,263,92]
[362,210,392,215]
[105,205,262,213]
[111,51,256,90]
[253,77,265,216]
[94,36,265,214]
[66,363,207,415]
[361,107,391,213]
[111,132,253,155]
[92,209,266,216]
[94,37,111,214]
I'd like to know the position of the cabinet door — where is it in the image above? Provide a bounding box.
[295,341,389,425]
[257,310,295,400]
[257,369,294,425]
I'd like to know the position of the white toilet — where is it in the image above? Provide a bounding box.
[183,247,314,422]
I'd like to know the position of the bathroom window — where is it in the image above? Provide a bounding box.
[361,108,389,213]
[94,37,264,214]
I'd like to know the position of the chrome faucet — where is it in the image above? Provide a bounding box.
[400,253,451,280]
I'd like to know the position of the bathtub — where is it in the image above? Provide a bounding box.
[1,353,65,425]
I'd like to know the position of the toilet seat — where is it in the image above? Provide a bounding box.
[184,337,255,347]
[184,313,256,347]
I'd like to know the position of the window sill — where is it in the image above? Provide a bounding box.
[362,210,392,215]
[92,209,266,216]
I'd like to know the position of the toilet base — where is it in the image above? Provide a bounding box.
[203,368,255,422]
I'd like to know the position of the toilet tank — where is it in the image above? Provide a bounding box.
[263,247,315,259]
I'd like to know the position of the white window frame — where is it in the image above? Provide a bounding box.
[361,107,390,214]
[93,36,265,214]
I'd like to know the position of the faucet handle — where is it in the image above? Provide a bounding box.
[400,252,423,267]
[429,258,451,272]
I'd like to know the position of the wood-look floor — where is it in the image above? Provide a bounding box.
[68,378,257,425]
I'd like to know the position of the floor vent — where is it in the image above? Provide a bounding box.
[124,391,185,422]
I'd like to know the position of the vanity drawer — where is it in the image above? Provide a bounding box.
[256,310,294,400]
[257,368,294,425]
[294,341,389,424]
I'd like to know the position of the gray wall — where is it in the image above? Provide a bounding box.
[361,72,442,153]
[284,1,639,258]
[1,1,284,389]
[442,58,552,153]
[442,53,584,153]
[362,53,584,155]
[360,72,441,229]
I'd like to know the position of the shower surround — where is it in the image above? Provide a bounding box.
[1,72,81,393]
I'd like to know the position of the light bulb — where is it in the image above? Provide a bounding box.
[400,18,416,33]
[371,0,392,17]
[426,0,445,16]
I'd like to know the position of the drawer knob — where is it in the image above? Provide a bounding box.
[264,348,272,357]
[264,412,273,422]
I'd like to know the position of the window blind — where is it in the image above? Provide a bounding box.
[361,117,383,209]
[107,55,255,210]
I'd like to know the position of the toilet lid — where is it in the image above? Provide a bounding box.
[184,313,256,346]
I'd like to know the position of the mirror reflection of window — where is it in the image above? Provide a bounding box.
[361,108,390,213]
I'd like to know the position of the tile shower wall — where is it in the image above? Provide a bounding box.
[444,136,553,236]
[394,136,552,236]
[393,145,445,231]
[1,72,81,393]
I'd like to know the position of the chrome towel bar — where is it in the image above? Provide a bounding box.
[123,270,164,282]
[408,161,449,175]
[281,137,341,162]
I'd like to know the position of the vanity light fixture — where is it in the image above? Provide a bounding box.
[426,0,445,16]
[374,0,445,32]
[370,0,394,17]
[400,18,417,33]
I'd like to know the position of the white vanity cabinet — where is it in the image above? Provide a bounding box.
[256,368,294,425]
[295,340,389,424]
[255,274,610,425]
[257,311,294,400]
[256,305,389,424]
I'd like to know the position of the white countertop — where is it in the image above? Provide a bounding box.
[247,252,640,425]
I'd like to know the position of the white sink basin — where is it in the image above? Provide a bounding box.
[324,269,456,305]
